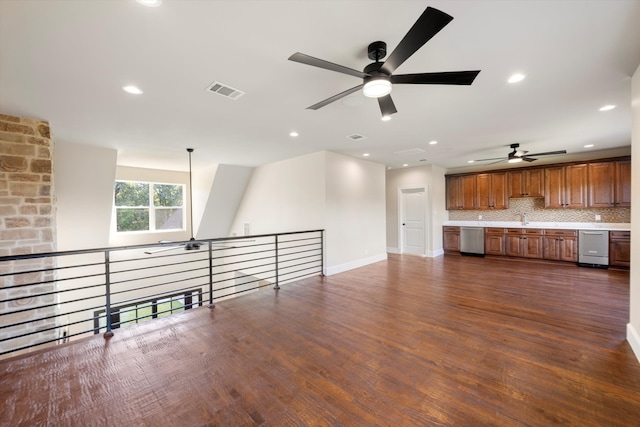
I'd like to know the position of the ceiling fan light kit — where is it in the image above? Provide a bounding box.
[473,143,568,165]
[289,6,480,118]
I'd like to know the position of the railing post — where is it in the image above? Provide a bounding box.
[321,230,325,276]
[208,241,215,309]
[103,250,114,339]
[274,235,280,290]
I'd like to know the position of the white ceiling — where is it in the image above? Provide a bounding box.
[1,0,639,173]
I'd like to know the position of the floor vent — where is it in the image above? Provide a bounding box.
[205,81,245,100]
[347,134,367,141]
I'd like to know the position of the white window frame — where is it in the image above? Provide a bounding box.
[114,180,186,234]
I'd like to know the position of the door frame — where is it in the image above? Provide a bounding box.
[398,186,429,256]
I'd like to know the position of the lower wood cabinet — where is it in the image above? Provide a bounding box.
[443,226,460,252]
[505,228,544,259]
[609,231,630,267]
[484,228,506,256]
[543,229,578,262]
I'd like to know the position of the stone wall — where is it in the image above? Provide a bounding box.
[0,113,58,356]
[0,113,56,255]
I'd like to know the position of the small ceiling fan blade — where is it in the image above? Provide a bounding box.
[144,244,185,255]
[378,94,397,117]
[391,70,481,85]
[513,150,528,157]
[380,7,453,75]
[522,157,537,162]
[526,150,567,157]
[473,157,505,162]
[289,52,369,79]
[306,84,363,110]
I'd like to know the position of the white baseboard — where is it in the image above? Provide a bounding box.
[627,323,640,364]
[325,253,388,276]
[427,249,444,258]
[386,247,444,258]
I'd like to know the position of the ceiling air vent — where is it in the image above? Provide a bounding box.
[205,81,245,100]
[347,134,367,141]
[393,148,425,156]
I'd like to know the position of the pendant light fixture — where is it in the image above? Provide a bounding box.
[185,148,200,250]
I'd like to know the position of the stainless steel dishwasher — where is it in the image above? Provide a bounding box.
[578,229,609,268]
[460,227,485,256]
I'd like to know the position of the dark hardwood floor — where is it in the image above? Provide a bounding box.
[1,254,639,426]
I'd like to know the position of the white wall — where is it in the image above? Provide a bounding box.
[385,164,447,257]
[230,151,326,235]
[54,142,117,251]
[324,151,387,274]
[231,151,387,275]
[629,64,640,363]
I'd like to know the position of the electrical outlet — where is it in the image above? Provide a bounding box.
[478,215,482,220]
[595,214,601,221]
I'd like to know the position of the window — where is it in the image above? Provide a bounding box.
[94,289,203,333]
[114,181,185,232]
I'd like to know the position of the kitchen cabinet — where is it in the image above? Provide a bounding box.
[588,160,631,208]
[507,169,544,198]
[544,164,588,208]
[446,175,477,210]
[484,228,506,256]
[505,228,544,259]
[543,229,578,262]
[443,226,460,252]
[609,231,630,267]
[477,172,508,210]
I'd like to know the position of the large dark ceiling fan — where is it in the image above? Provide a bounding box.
[288,6,481,119]
[473,143,567,165]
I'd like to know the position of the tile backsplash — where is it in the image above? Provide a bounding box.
[448,197,630,223]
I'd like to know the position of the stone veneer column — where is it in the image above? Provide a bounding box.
[0,113,58,355]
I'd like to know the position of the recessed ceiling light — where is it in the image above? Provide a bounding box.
[122,85,143,95]
[381,115,392,122]
[402,163,408,167]
[599,105,616,111]
[289,131,299,137]
[508,73,526,83]
[584,144,594,148]
[467,160,475,164]
[429,140,438,145]
[136,0,162,7]
[363,153,370,157]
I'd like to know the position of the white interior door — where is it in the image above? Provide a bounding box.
[401,189,425,255]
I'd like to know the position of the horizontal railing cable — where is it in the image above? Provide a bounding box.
[0,229,324,358]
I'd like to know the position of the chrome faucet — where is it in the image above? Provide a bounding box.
[521,212,529,226]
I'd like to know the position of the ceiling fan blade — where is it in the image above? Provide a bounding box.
[380,7,453,75]
[473,157,505,162]
[526,150,567,157]
[378,94,397,117]
[288,52,369,79]
[522,157,537,162]
[391,70,481,85]
[306,84,363,110]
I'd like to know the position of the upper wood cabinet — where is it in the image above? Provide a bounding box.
[446,175,477,210]
[588,160,631,208]
[507,169,544,198]
[477,172,508,210]
[445,156,629,211]
[544,164,588,208]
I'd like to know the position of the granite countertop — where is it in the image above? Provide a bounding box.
[443,221,631,231]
